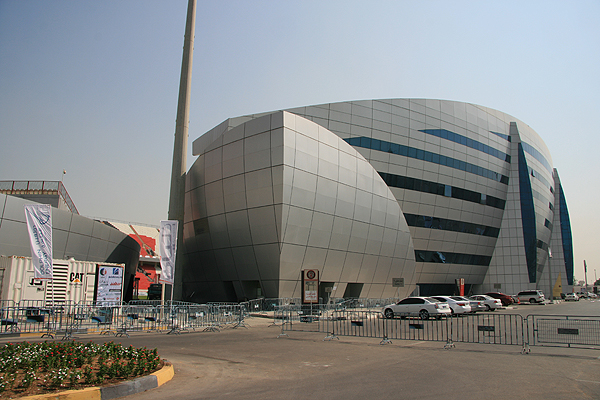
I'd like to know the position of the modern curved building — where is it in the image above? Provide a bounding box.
[182,99,573,302]
[0,186,140,301]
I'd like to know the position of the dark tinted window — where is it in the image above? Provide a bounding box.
[345,137,509,185]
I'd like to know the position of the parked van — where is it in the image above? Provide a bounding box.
[517,290,545,304]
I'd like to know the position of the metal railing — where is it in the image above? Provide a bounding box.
[0,300,248,339]
[278,307,600,351]
[527,315,600,348]
[0,180,78,214]
[3,297,600,352]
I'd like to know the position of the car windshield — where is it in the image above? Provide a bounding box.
[425,297,440,303]
[450,296,464,301]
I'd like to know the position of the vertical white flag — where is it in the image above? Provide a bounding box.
[24,204,53,280]
[160,220,178,285]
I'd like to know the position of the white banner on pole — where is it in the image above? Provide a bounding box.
[159,220,178,285]
[24,204,53,280]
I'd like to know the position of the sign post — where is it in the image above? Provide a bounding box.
[302,269,319,304]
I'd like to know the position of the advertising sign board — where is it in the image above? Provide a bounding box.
[95,265,123,305]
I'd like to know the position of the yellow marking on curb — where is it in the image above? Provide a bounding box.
[21,365,173,399]
[152,364,175,386]
[22,386,101,400]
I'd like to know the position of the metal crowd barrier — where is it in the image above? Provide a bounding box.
[0,300,249,338]
[527,315,600,348]
[279,309,527,348]
[279,308,600,352]
[3,297,600,351]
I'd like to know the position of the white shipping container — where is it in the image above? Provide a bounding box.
[0,255,124,303]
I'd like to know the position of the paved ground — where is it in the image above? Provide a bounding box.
[3,301,599,399]
[79,314,600,400]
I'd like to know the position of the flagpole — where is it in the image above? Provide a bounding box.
[584,260,588,294]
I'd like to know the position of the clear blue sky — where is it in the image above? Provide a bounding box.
[1,0,598,283]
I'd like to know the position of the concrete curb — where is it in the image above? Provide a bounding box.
[23,364,174,400]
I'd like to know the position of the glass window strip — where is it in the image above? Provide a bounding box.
[518,143,538,283]
[378,171,506,210]
[490,131,511,142]
[559,183,574,285]
[414,250,492,266]
[521,141,552,174]
[420,129,510,163]
[344,137,509,185]
[404,213,500,238]
[528,167,554,193]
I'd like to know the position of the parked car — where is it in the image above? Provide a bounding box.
[430,296,472,314]
[382,297,451,320]
[469,295,502,311]
[578,292,598,299]
[457,296,484,313]
[517,290,546,304]
[564,293,579,301]
[485,292,514,306]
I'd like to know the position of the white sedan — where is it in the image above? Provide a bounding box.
[382,297,451,320]
[469,295,502,311]
[564,293,579,301]
[430,296,472,314]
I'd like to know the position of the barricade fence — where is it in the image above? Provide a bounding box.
[2,297,600,351]
[527,315,600,348]
[0,300,248,338]
[278,307,600,351]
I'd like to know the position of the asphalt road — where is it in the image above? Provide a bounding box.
[98,302,600,400]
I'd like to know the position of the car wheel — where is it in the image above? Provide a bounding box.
[485,304,491,311]
[530,298,536,304]
[384,308,394,319]
[419,310,429,320]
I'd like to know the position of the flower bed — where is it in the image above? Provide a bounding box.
[0,341,162,398]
